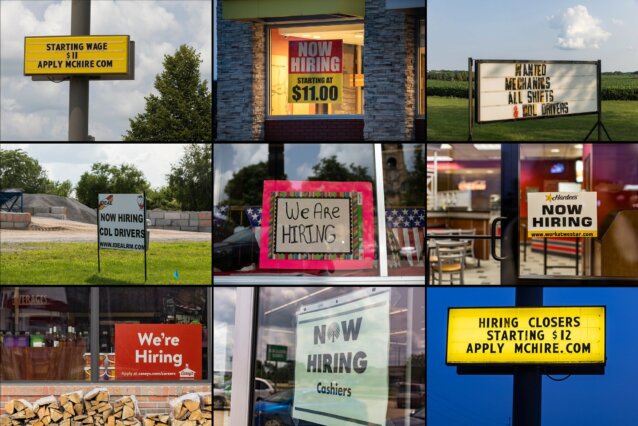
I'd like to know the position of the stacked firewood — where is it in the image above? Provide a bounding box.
[170,394,211,426]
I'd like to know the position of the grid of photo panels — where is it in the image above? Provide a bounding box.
[0,144,212,425]
[427,143,638,426]
[213,144,426,426]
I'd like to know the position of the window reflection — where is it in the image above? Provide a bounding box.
[213,287,236,425]
[253,287,425,426]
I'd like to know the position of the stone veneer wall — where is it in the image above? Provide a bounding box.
[216,0,264,140]
[147,211,212,233]
[364,0,416,140]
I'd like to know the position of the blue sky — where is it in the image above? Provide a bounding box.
[427,0,638,72]
[427,287,638,425]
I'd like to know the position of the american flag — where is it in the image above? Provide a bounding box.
[213,205,229,226]
[244,206,262,247]
[386,208,425,266]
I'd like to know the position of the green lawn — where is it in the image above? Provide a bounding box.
[0,242,212,284]
[427,96,638,141]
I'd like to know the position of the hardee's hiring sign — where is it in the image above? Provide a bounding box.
[527,192,597,238]
[288,39,342,103]
[115,324,202,380]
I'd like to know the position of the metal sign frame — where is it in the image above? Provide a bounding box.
[24,34,131,76]
[446,305,606,375]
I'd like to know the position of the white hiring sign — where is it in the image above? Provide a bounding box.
[527,192,597,238]
[476,61,598,123]
[98,194,146,251]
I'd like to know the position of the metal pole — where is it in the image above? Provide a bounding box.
[69,0,90,141]
[512,287,543,426]
[597,60,602,142]
[468,57,473,141]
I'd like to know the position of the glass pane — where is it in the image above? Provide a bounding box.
[253,287,425,425]
[213,287,236,425]
[384,144,426,276]
[214,143,379,276]
[427,144,502,285]
[519,143,638,279]
[98,287,208,381]
[270,24,364,115]
[0,287,90,380]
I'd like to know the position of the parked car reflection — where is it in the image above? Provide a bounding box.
[213,228,259,271]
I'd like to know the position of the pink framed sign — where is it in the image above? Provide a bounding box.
[259,180,375,270]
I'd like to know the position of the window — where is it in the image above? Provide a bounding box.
[269,24,364,116]
[253,286,425,426]
[1,287,210,382]
[0,287,90,380]
[384,144,426,276]
[213,287,236,425]
[214,143,379,277]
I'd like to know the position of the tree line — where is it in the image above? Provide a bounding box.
[0,144,211,211]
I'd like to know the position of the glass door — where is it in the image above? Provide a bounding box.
[427,144,505,285]
[504,143,638,284]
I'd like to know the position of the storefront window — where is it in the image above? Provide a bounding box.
[214,144,380,277]
[384,144,426,276]
[213,287,236,426]
[253,286,425,426]
[269,24,364,116]
[418,18,425,116]
[98,288,208,381]
[0,287,90,380]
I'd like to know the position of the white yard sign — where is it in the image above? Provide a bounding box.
[527,192,598,238]
[476,61,598,123]
[98,193,146,251]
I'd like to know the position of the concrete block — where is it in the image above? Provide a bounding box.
[1,222,14,228]
[189,212,200,219]
[175,219,189,227]
[189,219,199,227]
[198,227,212,233]
[198,212,212,220]
[156,219,171,226]
[180,212,190,219]
[181,226,198,232]
[50,206,66,214]
[34,206,50,214]
[13,222,28,228]
[164,212,181,220]
[149,211,165,219]
[199,219,212,227]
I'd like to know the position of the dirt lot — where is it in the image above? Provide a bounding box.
[0,216,211,244]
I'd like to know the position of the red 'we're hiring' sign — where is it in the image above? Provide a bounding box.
[115,324,202,380]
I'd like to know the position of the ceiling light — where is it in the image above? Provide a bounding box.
[574,144,583,149]
[551,148,560,153]
[441,144,452,149]
[473,144,501,150]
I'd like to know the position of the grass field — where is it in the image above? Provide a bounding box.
[427,96,638,141]
[0,241,212,284]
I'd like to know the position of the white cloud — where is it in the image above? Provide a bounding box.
[1,1,212,141]
[611,18,624,26]
[550,5,611,50]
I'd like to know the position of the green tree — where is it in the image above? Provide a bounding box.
[401,144,426,206]
[223,162,288,208]
[45,180,74,197]
[76,163,150,208]
[167,144,212,211]
[123,45,212,141]
[308,155,372,182]
[0,149,50,192]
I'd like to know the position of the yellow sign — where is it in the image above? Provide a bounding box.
[288,74,342,103]
[24,35,129,75]
[447,307,605,364]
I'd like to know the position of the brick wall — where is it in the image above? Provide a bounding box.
[147,211,212,233]
[265,119,364,141]
[0,384,210,417]
[364,0,416,140]
[216,0,264,141]
[0,212,32,229]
